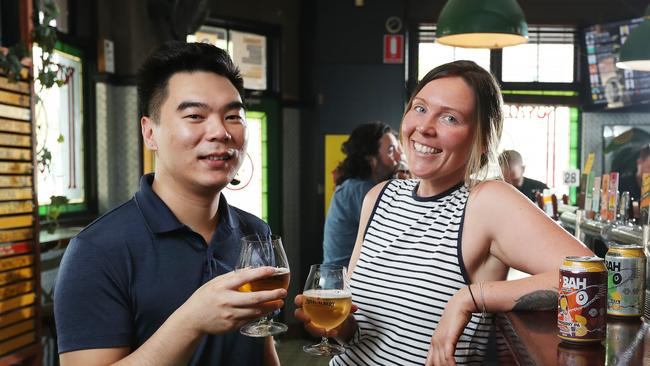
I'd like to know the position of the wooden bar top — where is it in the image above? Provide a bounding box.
[496,311,650,365]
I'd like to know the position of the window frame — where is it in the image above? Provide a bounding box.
[408,23,581,105]
[36,33,97,226]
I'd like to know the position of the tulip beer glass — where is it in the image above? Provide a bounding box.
[302,264,352,356]
[236,235,290,337]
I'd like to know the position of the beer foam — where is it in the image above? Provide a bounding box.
[303,289,351,298]
[273,267,290,275]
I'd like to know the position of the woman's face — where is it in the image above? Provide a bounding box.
[401,76,477,187]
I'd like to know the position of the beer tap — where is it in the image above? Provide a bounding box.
[616,191,632,228]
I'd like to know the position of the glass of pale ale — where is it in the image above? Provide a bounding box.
[236,235,290,337]
[302,264,352,356]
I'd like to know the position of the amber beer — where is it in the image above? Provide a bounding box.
[238,267,290,292]
[303,289,352,330]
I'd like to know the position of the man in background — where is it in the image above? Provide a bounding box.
[323,122,401,267]
[499,149,549,202]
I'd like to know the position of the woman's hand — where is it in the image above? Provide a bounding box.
[294,294,358,340]
[425,286,475,366]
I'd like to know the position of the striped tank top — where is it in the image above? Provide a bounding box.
[331,179,494,365]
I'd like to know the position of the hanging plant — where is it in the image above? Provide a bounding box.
[1,1,69,232]
[0,43,29,82]
[0,1,60,85]
[32,1,64,89]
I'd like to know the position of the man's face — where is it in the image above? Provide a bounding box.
[501,162,525,187]
[373,133,401,181]
[637,156,650,182]
[141,71,247,193]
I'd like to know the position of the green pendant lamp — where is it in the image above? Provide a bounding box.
[436,0,528,49]
[616,5,650,71]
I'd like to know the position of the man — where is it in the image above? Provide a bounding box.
[499,149,549,202]
[323,122,401,267]
[618,144,650,202]
[54,42,286,365]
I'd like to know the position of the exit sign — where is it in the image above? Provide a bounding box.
[383,34,403,64]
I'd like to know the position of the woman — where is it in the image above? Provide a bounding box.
[296,60,592,365]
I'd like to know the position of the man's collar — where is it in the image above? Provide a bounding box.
[134,173,239,234]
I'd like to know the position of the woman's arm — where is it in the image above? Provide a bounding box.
[427,181,593,365]
[263,336,280,366]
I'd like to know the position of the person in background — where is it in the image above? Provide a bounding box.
[54,42,286,366]
[323,122,401,267]
[499,149,549,202]
[395,157,412,179]
[296,60,592,365]
[628,144,650,201]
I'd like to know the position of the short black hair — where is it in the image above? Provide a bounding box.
[335,122,393,185]
[137,41,244,121]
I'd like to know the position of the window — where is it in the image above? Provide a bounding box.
[188,26,268,91]
[416,24,490,80]
[34,42,86,215]
[418,42,490,80]
[499,105,578,198]
[502,26,575,82]
[222,111,268,221]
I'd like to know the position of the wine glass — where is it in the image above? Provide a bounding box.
[302,264,352,356]
[236,235,290,337]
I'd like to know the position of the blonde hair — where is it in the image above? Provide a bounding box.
[403,60,503,189]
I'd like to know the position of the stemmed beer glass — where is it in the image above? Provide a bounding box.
[302,264,352,356]
[236,235,290,337]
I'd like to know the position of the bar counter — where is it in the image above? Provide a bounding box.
[496,311,650,365]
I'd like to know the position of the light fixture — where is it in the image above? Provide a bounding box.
[436,0,528,49]
[616,5,650,71]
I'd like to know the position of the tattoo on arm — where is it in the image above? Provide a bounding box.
[512,289,558,311]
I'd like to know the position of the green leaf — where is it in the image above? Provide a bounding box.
[49,195,69,206]
[57,134,64,143]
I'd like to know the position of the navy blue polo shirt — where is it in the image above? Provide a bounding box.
[54,174,270,365]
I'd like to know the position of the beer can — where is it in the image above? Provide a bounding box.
[605,318,643,366]
[605,244,646,317]
[558,256,607,343]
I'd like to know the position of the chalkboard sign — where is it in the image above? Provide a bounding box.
[583,17,650,109]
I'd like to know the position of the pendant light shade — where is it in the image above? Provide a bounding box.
[616,5,650,71]
[436,0,528,49]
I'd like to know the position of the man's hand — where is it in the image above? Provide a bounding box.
[177,266,287,336]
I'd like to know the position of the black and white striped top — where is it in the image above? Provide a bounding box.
[331,179,494,365]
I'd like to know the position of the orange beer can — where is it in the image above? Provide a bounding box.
[558,256,607,343]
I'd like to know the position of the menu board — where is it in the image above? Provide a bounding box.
[0,72,39,360]
[583,17,650,109]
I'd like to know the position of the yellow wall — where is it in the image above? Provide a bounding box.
[324,135,349,215]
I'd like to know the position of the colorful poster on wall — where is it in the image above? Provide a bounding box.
[230,31,267,91]
[324,135,349,215]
